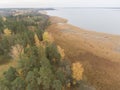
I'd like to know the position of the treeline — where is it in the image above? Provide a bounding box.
[0,14,84,90]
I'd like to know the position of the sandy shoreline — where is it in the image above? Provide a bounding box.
[47,16,120,90]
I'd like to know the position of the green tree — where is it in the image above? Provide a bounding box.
[12,77,26,90]
[0,79,10,90]
[52,80,62,90]
[0,16,4,33]
[4,67,18,82]
[26,71,39,90]
[46,43,61,65]
[39,56,54,90]
[35,29,43,41]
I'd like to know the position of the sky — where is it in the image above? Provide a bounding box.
[0,0,120,8]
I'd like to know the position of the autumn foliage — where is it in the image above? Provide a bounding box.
[34,33,41,47]
[71,62,84,81]
[43,31,54,43]
[57,45,65,59]
[3,28,12,36]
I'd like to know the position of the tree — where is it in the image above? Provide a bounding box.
[57,45,65,59]
[12,77,26,90]
[0,78,10,90]
[4,67,18,82]
[39,56,53,90]
[3,28,12,36]
[0,33,16,62]
[35,29,43,41]
[46,43,61,64]
[26,71,39,90]
[52,80,62,90]
[43,32,53,43]
[0,16,4,33]
[34,33,41,47]
[71,62,84,81]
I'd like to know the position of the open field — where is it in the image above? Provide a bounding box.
[47,16,120,90]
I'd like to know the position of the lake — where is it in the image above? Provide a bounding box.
[47,7,120,35]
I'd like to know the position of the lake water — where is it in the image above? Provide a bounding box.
[47,8,120,35]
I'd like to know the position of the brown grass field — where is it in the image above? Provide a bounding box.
[47,16,120,90]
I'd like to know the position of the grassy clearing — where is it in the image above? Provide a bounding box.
[0,59,17,78]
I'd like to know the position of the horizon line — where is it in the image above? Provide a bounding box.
[0,7,120,9]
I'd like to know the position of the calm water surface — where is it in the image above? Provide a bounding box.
[47,8,120,35]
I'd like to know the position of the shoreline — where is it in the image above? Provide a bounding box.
[47,16,120,90]
[48,16,120,62]
[48,14,120,36]
[46,9,120,36]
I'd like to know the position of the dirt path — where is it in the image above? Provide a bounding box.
[47,17,120,90]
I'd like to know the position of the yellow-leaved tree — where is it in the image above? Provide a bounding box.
[71,62,84,81]
[34,33,41,47]
[57,45,65,59]
[3,28,12,36]
[43,31,53,43]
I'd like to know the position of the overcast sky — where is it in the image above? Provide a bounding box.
[0,0,120,8]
